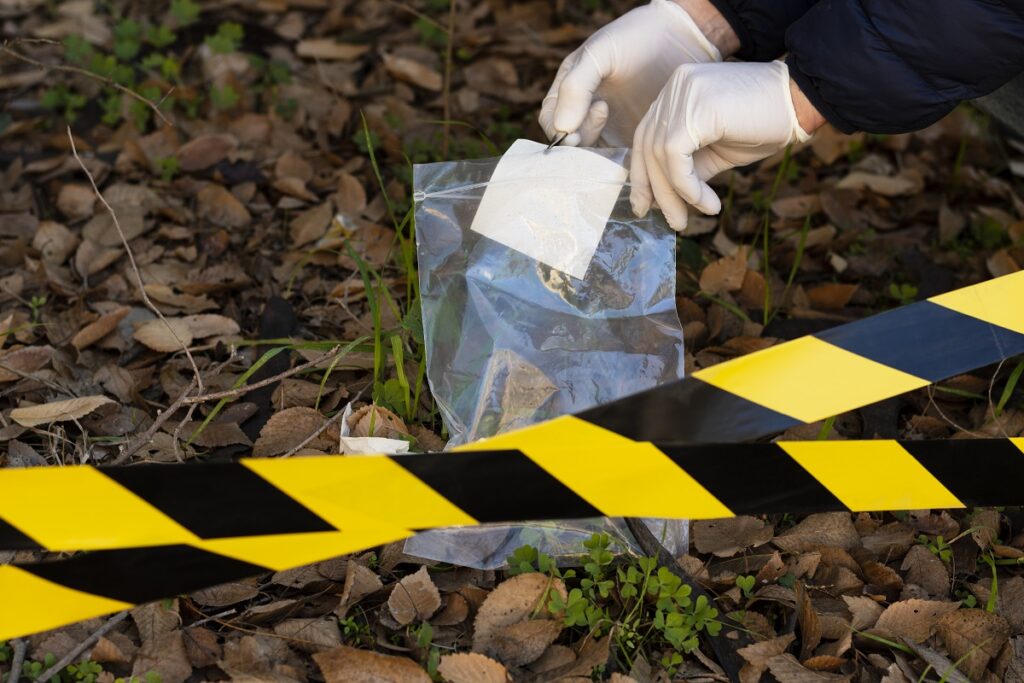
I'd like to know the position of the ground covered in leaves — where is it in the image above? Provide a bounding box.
[3,0,1024,681]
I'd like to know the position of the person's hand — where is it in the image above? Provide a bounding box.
[630,60,815,231]
[538,0,733,148]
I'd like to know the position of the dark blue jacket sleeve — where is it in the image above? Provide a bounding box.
[785,0,1024,133]
[707,0,816,61]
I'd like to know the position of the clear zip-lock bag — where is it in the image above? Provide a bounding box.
[404,140,688,568]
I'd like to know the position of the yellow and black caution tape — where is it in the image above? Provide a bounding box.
[2,437,1024,637]
[1,270,1023,637]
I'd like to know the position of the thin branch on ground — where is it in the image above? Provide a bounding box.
[68,127,203,460]
[34,611,129,683]
[7,638,26,683]
[281,385,367,458]
[1,40,174,127]
[180,345,344,406]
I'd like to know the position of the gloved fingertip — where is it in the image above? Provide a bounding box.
[562,132,582,147]
[629,190,649,218]
[664,211,685,232]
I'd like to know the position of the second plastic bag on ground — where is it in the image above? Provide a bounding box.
[405,140,687,568]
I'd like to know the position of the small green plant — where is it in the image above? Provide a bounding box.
[155,156,181,182]
[509,533,723,675]
[113,672,162,683]
[66,660,104,683]
[918,533,953,563]
[170,0,201,26]
[339,614,372,645]
[28,295,47,324]
[209,84,239,110]
[736,575,756,599]
[41,85,87,122]
[0,640,11,663]
[22,653,57,682]
[205,22,244,54]
[888,282,918,305]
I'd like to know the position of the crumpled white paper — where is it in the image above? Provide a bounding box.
[470,139,628,279]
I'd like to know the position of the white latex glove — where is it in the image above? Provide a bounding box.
[538,0,721,148]
[630,60,811,231]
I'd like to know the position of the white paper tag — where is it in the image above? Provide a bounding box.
[469,139,628,279]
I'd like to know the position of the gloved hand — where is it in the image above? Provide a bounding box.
[538,0,722,148]
[630,60,811,231]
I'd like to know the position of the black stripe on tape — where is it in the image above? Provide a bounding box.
[23,545,267,604]
[0,517,41,550]
[902,439,1024,507]
[816,301,1024,382]
[103,464,334,539]
[659,443,846,515]
[578,379,798,444]
[393,449,602,523]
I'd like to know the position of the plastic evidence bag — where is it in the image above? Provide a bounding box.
[405,139,688,568]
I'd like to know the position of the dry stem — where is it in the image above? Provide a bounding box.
[33,611,129,683]
[67,127,202,460]
[1,40,174,127]
[6,639,26,683]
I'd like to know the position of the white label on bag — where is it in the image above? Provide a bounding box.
[470,139,628,280]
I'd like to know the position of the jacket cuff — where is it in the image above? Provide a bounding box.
[785,53,858,134]
[706,0,753,58]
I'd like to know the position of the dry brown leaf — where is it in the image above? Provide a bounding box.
[862,561,903,599]
[693,516,773,557]
[191,579,259,607]
[56,183,95,220]
[296,39,370,60]
[133,318,194,352]
[275,151,313,182]
[11,395,114,427]
[290,202,334,248]
[766,653,850,682]
[738,632,795,683]
[273,618,342,653]
[900,545,949,596]
[182,627,221,669]
[72,306,129,350]
[349,404,409,438]
[143,285,217,314]
[313,645,431,683]
[132,631,192,683]
[861,522,916,558]
[774,513,860,552]
[874,599,959,643]
[75,239,122,277]
[906,643,972,683]
[181,314,240,339]
[727,610,777,640]
[338,562,383,616]
[433,592,470,626]
[842,595,883,631]
[83,204,146,246]
[811,126,863,165]
[382,53,442,91]
[936,609,1011,680]
[772,194,821,218]
[388,566,441,625]
[700,247,748,296]
[253,407,335,457]
[988,249,1021,277]
[33,220,78,264]
[0,345,53,382]
[196,184,251,228]
[803,656,844,672]
[794,581,822,661]
[491,618,562,666]
[835,171,919,197]
[177,134,237,172]
[972,509,1001,549]
[437,653,509,683]
[806,283,859,310]
[473,573,566,656]
[971,576,1024,633]
[90,636,130,665]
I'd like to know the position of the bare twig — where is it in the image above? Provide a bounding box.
[67,128,203,460]
[7,638,26,683]
[441,0,456,157]
[180,345,344,406]
[34,611,129,683]
[281,384,367,458]
[1,41,174,127]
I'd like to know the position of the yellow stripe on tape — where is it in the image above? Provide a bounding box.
[0,468,197,551]
[0,566,131,640]
[467,416,733,519]
[195,529,413,571]
[778,440,964,511]
[693,336,930,423]
[244,456,476,530]
[929,270,1024,335]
